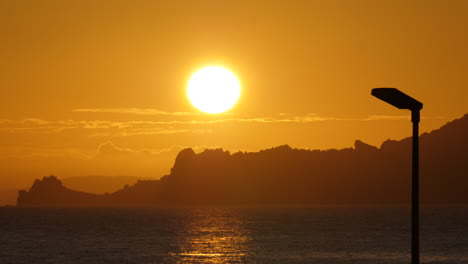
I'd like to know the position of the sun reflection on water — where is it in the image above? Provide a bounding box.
[168,207,252,263]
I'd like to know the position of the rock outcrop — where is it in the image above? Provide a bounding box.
[17,114,468,206]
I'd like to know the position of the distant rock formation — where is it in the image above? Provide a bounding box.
[17,175,162,207]
[17,114,468,206]
[17,176,100,206]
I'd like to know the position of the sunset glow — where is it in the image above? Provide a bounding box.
[1,1,468,263]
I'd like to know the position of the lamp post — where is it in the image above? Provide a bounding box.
[371,88,423,264]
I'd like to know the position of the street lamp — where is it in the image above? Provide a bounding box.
[371,88,423,264]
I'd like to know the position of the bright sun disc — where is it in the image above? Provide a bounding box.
[187,66,241,114]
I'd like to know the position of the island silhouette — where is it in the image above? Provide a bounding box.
[17,114,468,206]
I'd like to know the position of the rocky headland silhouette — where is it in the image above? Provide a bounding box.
[17,114,468,206]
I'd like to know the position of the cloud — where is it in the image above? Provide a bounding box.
[73,108,199,116]
[95,142,219,158]
[0,146,94,159]
[0,119,83,133]
[0,114,446,135]
[0,141,218,160]
[365,115,410,121]
[96,142,141,157]
[69,108,348,124]
[0,119,212,135]
[364,115,445,121]
[89,128,212,137]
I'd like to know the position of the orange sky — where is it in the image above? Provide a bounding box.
[0,0,467,192]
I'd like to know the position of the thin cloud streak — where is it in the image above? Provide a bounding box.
[365,115,411,121]
[95,142,220,157]
[73,108,199,116]
[364,115,446,121]
[89,129,213,137]
[0,115,445,134]
[0,143,219,160]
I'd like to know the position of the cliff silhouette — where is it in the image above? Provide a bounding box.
[17,114,468,206]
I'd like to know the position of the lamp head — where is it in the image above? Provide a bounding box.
[371,88,423,111]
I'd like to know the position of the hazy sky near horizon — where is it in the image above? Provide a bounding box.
[0,0,467,188]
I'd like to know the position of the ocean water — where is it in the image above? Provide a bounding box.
[0,206,467,264]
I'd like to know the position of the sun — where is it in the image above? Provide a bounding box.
[187,66,241,114]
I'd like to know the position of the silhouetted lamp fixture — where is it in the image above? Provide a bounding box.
[371,88,423,264]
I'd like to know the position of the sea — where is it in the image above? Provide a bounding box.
[0,206,467,264]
